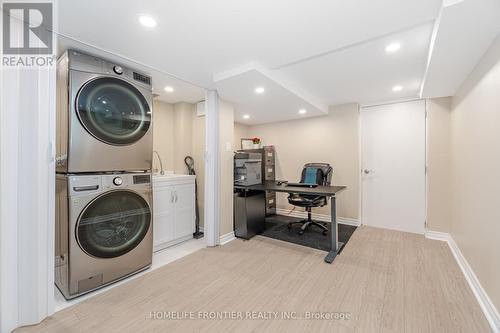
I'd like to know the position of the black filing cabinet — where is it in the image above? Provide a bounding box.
[241,146,276,216]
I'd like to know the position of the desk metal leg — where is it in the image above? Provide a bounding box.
[324,196,344,263]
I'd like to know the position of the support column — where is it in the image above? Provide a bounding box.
[204,90,220,246]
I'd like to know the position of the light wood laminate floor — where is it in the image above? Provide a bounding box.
[17,226,491,333]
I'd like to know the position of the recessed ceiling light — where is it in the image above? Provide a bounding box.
[385,42,401,53]
[255,87,265,94]
[298,109,307,114]
[243,114,250,119]
[392,85,403,92]
[139,15,157,28]
[164,86,174,93]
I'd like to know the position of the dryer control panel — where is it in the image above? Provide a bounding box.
[67,50,152,90]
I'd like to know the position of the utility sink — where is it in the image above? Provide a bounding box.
[152,173,196,183]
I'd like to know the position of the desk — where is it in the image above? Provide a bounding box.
[234,180,346,263]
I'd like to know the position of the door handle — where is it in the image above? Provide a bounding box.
[73,185,99,192]
[363,169,372,174]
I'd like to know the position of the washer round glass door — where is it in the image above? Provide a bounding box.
[76,77,151,145]
[76,190,151,258]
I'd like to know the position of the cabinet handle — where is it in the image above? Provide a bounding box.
[171,192,174,203]
[175,191,178,203]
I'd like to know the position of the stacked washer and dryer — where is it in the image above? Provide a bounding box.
[55,50,154,299]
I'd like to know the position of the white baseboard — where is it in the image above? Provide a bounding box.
[424,230,452,242]
[219,231,235,245]
[426,230,500,332]
[192,227,234,245]
[337,217,361,227]
[275,208,361,227]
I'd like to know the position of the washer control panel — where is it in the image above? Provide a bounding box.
[68,173,152,195]
[101,173,151,190]
[103,175,129,189]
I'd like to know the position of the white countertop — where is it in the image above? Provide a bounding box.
[153,173,196,184]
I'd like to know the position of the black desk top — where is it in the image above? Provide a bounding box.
[234,180,346,196]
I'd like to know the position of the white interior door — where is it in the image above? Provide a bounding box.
[361,100,426,234]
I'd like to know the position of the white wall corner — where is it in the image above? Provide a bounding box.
[426,230,500,332]
[443,0,465,7]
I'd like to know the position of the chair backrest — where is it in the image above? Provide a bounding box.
[300,163,333,186]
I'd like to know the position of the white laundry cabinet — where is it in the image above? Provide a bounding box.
[152,174,195,252]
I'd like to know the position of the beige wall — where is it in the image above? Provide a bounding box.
[152,100,174,172]
[153,100,205,228]
[233,122,250,150]
[426,97,452,232]
[219,100,235,236]
[245,103,360,219]
[449,34,500,311]
[173,102,194,174]
[192,112,206,228]
[153,101,199,175]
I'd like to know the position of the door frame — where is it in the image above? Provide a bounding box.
[0,55,57,331]
[359,98,428,232]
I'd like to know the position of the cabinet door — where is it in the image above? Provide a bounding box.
[173,184,195,239]
[153,187,175,247]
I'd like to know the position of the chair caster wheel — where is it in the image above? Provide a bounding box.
[322,230,328,236]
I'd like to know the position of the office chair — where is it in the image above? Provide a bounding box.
[287,163,333,235]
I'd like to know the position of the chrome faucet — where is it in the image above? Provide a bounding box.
[153,150,164,175]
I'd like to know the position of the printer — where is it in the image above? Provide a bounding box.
[234,152,262,186]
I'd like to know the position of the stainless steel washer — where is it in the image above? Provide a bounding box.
[56,50,153,173]
[55,172,153,299]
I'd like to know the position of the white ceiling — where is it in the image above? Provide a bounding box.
[215,68,326,125]
[56,0,441,87]
[274,23,433,106]
[57,37,205,104]
[55,0,500,124]
[420,0,500,98]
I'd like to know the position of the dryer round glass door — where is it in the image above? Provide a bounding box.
[76,190,151,258]
[76,77,151,145]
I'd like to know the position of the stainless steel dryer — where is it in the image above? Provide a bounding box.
[56,50,153,173]
[55,172,153,299]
